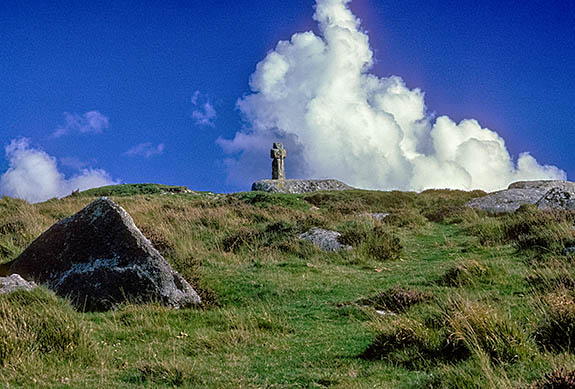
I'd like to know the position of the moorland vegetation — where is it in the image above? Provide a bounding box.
[1,185,575,387]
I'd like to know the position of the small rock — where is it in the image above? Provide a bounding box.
[370,213,390,222]
[564,247,575,256]
[298,228,351,252]
[0,274,36,294]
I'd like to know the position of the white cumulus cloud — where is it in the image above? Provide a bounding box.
[123,142,165,158]
[219,0,565,191]
[0,138,117,203]
[52,111,109,138]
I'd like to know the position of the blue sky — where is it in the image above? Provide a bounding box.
[1,0,574,200]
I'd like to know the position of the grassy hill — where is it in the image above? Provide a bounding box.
[1,185,575,387]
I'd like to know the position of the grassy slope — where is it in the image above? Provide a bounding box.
[0,186,575,387]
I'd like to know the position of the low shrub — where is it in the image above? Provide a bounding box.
[338,220,372,246]
[464,216,506,246]
[304,190,417,214]
[417,189,486,224]
[140,224,176,256]
[221,221,297,254]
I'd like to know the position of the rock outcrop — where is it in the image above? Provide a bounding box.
[8,198,201,311]
[467,180,575,213]
[536,187,575,211]
[298,228,351,252]
[0,274,36,295]
[252,179,353,194]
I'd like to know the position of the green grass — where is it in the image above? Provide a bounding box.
[73,183,195,197]
[0,187,574,387]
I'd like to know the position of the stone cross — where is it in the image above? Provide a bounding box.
[270,143,286,180]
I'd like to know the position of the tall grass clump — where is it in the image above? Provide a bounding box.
[338,221,402,261]
[444,297,534,364]
[503,206,575,255]
[362,297,533,369]
[526,259,575,292]
[358,286,432,313]
[463,214,506,246]
[0,197,52,263]
[534,288,575,352]
[0,288,95,367]
[361,316,456,369]
[381,208,429,230]
[439,259,493,287]
[417,189,486,224]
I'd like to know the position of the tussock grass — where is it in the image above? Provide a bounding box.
[465,205,575,257]
[526,259,575,292]
[358,286,432,313]
[534,288,575,352]
[361,316,454,368]
[439,259,493,287]
[444,297,535,365]
[417,189,487,224]
[338,221,403,261]
[362,296,534,370]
